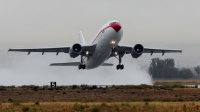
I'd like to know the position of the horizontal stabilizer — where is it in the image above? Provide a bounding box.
[101,63,114,66]
[50,62,80,66]
[50,62,113,66]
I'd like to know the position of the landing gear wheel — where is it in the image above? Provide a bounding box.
[83,65,86,69]
[121,64,124,69]
[78,65,81,69]
[116,65,120,70]
[116,64,124,70]
[78,64,86,70]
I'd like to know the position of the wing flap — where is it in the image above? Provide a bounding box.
[8,47,70,53]
[115,45,182,55]
[144,48,182,53]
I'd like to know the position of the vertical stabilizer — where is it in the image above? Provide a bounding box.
[79,31,86,45]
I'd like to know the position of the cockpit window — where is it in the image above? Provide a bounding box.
[109,22,119,25]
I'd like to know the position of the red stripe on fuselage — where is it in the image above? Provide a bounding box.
[91,23,121,44]
[91,26,111,44]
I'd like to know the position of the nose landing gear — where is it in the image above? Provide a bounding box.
[111,47,116,52]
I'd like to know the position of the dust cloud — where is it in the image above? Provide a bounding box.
[0,49,152,86]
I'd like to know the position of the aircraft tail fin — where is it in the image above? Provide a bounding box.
[79,31,86,45]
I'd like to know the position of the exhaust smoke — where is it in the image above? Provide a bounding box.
[0,48,152,86]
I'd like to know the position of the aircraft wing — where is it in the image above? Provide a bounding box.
[115,45,182,55]
[8,44,96,56]
[143,48,182,54]
[8,47,70,55]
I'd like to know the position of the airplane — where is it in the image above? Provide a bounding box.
[8,20,182,70]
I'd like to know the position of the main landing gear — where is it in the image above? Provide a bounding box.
[116,53,124,70]
[116,64,124,70]
[112,47,124,70]
[79,64,85,70]
[78,53,86,70]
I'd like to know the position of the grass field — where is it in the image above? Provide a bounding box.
[1,80,200,111]
[0,102,200,112]
[154,79,200,85]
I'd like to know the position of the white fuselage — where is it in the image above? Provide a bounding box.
[85,20,123,69]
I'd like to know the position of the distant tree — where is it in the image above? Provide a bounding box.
[149,58,176,79]
[178,68,194,79]
[149,58,160,78]
[149,58,194,79]
[162,67,179,79]
[164,58,175,67]
[194,65,200,78]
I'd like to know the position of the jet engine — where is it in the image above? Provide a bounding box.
[131,44,144,58]
[69,43,82,58]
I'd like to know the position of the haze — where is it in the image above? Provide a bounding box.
[0,0,200,86]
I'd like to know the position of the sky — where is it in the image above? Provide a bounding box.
[0,0,200,85]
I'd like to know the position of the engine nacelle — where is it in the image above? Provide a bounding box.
[69,43,82,58]
[131,44,144,58]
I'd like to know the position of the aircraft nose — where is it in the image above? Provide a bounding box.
[111,23,121,32]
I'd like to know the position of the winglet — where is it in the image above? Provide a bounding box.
[79,31,86,45]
